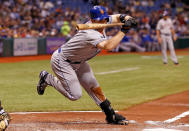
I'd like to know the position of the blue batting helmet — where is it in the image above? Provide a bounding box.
[90,6,109,21]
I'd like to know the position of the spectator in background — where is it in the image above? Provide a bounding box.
[119,30,146,52]
[61,21,71,40]
[106,27,120,52]
[56,14,64,29]
[39,28,48,37]
[141,28,153,51]
[0,0,188,47]
[150,29,160,51]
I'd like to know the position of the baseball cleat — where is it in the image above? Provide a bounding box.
[117,119,129,125]
[37,71,49,95]
[106,113,129,125]
[174,62,179,65]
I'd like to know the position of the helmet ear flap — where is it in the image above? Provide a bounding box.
[105,17,109,22]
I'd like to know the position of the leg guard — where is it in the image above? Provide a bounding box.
[100,99,128,125]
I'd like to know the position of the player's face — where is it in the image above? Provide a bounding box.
[163,15,168,20]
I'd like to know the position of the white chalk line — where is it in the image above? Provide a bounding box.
[10,109,189,130]
[145,111,189,124]
[141,56,184,59]
[95,67,140,75]
[177,56,184,59]
[164,111,189,123]
[10,110,118,115]
[11,110,189,124]
[141,56,161,59]
[143,111,189,131]
[148,103,189,107]
[143,128,182,131]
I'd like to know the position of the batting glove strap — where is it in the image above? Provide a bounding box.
[119,14,127,23]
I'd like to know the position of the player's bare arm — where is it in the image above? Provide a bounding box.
[98,16,137,51]
[156,30,162,44]
[97,31,125,50]
[171,28,177,41]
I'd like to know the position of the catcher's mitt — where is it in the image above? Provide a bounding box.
[0,112,11,131]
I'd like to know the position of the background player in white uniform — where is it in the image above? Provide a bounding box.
[37,6,137,125]
[0,100,10,131]
[156,10,179,65]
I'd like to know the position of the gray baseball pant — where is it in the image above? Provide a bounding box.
[161,35,178,63]
[45,50,102,105]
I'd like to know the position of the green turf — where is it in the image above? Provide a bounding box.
[0,54,188,112]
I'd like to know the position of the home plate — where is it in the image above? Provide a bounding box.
[143,128,182,131]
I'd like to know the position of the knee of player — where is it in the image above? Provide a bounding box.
[69,91,82,101]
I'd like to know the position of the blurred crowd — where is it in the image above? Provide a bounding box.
[0,0,89,39]
[105,0,189,52]
[0,0,188,52]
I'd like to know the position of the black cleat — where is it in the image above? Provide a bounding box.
[106,113,129,125]
[174,62,179,65]
[37,71,48,95]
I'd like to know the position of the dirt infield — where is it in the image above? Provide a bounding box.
[8,91,189,131]
[2,49,189,131]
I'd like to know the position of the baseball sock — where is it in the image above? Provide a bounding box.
[100,99,116,122]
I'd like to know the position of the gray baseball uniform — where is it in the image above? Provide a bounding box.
[45,28,107,105]
[156,18,178,64]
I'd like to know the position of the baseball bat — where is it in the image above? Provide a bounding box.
[76,23,124,30]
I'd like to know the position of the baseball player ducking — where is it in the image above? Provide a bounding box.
[37,6,137,125]
[156,10,179,65]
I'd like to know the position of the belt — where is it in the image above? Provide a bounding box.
[65,59,81,64]
[58,48,81,64]
[161,33,171,36]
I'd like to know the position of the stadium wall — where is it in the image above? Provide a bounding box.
[0,37,189,57]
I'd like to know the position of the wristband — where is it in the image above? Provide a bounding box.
[119,14,127,23]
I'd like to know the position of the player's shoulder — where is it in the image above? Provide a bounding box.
[78,29,99,35]
[157,18,163,25]
[77,29,102,40]
[158,18,164,22]
[167,18,173,22]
